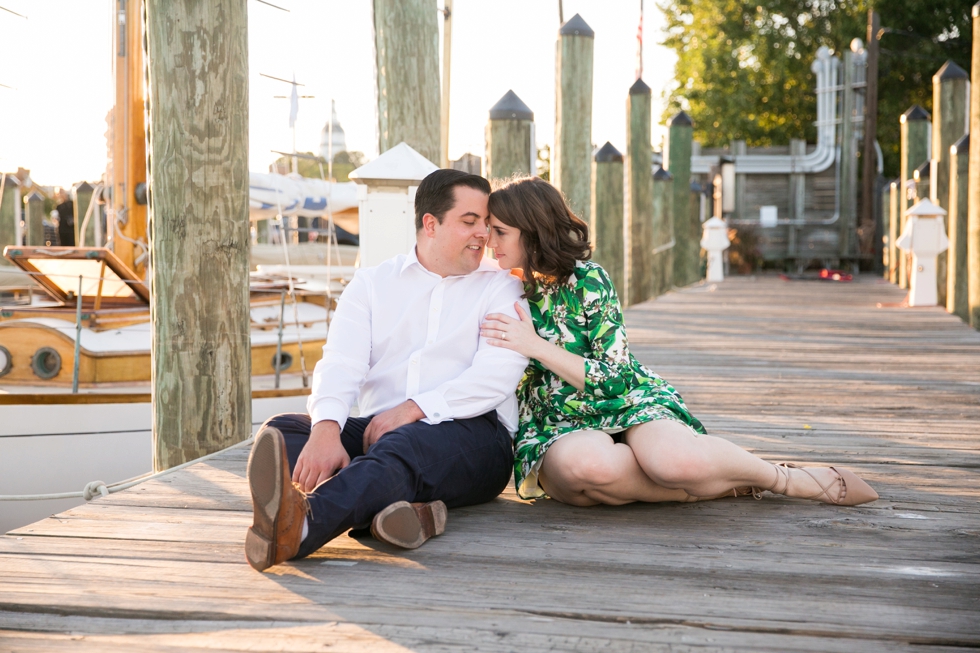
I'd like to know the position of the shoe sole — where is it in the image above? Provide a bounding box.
[371,500,446,549]
[245,427,285,571]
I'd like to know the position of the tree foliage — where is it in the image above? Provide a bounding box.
[660,0,972,177]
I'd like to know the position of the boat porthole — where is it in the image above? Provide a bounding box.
[272,351,293,372]
[0,345,11,377]
[31,347,62,380]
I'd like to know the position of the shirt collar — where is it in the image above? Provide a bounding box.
[400,245,503,277]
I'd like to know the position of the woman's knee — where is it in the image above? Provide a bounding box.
[627,422,707,488]
[542,433,626,491]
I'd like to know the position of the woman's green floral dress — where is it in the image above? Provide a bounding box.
[514,260,706,499]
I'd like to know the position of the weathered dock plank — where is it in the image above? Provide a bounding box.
[1,275,978,652]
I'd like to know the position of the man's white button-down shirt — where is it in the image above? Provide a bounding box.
[307,247,529,434]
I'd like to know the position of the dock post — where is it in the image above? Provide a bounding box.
[665,111,696,287]
[590,142,624,297]
[788,139,807,260]
[485,91,535,181]
[24,191,45,246]
[72,182,95,247]
[0,175,18,256]
[968,3,980,329]
[899,106,931,288]
[932,60,970,307]
[948,135,970,321]
[888,180,899,283]
[145,0,252,470]
[373,0,441,164]
[626,79,653,306]
[838,48,858,262]
[553,13,594,223]
[652,166,674,297]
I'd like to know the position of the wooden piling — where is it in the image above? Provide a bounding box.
[970,3,980,329]
[72,182,95,247]
[665,111,697,287]
[485,91,534,180]
[731,140,746,222]
[899,105,931,288]
[626,78,653,306]
[24,191,44,246]
[553,13,594,223]
[880,182,890,279]
[145,0,252,470]
[0,176,18,257]
[932,60,970,307]
[839,49,858,261]
[373,0,441,163]
[652,166,674,297]
[948,134,970,321]
[888,180,899,284]
[788,139,807,260]
[590,142,624,297]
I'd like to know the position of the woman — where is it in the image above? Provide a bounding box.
[481,176,877,507]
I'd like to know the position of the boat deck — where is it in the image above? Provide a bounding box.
[2,275,979,652]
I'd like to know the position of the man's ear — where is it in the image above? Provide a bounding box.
[422,213,440,238]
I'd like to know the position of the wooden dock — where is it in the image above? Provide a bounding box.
[2,275,979,652]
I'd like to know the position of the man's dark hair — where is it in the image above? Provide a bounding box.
[414,169,491,230]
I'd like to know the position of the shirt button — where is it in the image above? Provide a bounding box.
[433,413,441,418]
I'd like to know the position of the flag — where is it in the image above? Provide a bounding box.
[289,74,299,129]
[636,0,643,80]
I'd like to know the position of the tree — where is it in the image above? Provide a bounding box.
[271,151,366,182]
[660,0,971,177]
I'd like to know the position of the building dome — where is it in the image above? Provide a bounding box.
[319,101,347,161]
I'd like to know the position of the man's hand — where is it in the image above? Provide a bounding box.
[362,400,425,453]
[292,420,350,492]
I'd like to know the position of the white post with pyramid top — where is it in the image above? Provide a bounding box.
[349,142,439,268]
[897,198,950,307]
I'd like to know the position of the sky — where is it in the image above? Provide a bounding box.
[0,0,677,187]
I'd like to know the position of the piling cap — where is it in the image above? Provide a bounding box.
[934,60,968,82]
[594,142,623,163]
[489,90,534,121]
[951,133,970,156]
[559,13,594,37]
[905,197,947,217]
[629,78,651,95]
[975,2,979,18]
[900,105,930,122]
[668,111,693,127]
[74,181,94,193]
[25,191,44,202]
[653,166,673,181]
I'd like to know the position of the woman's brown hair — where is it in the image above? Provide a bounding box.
[488,176,591,295]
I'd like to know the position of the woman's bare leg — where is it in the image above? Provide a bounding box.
[537,430,694,506]
[624,420,846,500]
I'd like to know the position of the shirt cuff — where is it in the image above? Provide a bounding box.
[411,390,452,424]
[307,397,350,431]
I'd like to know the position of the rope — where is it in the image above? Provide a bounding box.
[0,435,255,502]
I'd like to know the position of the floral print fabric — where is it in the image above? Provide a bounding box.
[514,260,706,499]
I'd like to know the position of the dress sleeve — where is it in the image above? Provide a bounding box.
[580,266,635,399]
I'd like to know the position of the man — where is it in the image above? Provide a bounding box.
[245,169,529,571]
[55,189,75,247]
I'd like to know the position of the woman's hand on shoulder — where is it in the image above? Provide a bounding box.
[481,302,543,359]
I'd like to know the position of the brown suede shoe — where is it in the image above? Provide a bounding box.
[370,500,446,549]
[245,426,309,571]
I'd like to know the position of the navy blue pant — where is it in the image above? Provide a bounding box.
[261,411,513,558]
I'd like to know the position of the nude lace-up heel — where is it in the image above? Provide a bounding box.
[766,462,878,506]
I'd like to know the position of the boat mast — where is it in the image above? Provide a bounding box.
[111,0,148,278]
